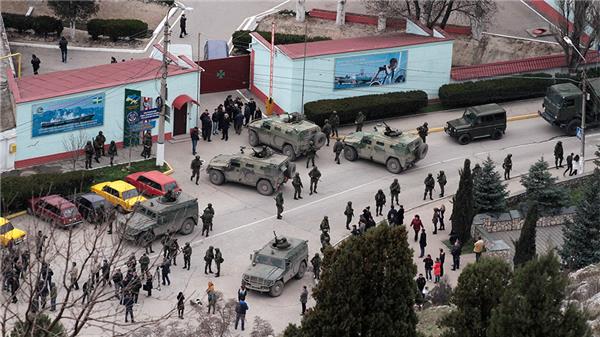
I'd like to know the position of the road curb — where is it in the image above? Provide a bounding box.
[163,160,174,175]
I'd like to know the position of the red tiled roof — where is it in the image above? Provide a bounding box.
[265,33,451,59]
[451,52,600,81]
[14,58,192,103]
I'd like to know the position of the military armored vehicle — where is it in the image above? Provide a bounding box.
[121,191,198,245]
[445,103,507,145]
[242,232,308,297]
[343,123,428,173]
[247,113,327,161]
[539,78,600,135]
[206,146,296,195]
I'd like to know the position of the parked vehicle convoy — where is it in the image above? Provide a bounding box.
[69,193,113,224]
[0,217,27,247]
[242,233,308,297]
[125,170,180,197]
[342,123,428,173]
[91,180,146,213]
[206,146,295,195]
[121,191,198,245]
[27,195,83,228]
[247,113,327,161]
[445,103,507,145]
[539,77,600,135]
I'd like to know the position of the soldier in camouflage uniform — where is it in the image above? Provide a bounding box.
[320,231,331,253]
[309,166,321,195]
[355,111,365,132]
[502,154,512,180]
[333,138,343,164]
[375,189,386,216]
[292,173,303,200]
[305,140,317,168]
[322,119,332,146]
[344,201,354,230]
[424,173,435,200]
[310,253,321,280]
[436,170,447,197]
[182,243,192,270]
[329,111,340,138]
[390,178,401,206]
[320,216,330,233]
[190,156,203,185]
[275,190,284,220]
[201,204,214,237]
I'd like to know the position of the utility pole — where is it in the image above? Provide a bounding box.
[156,7,171,168]
[580,68,587,173]
[300,21,307,115]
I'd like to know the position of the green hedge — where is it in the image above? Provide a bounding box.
[87,19,148,41]
[231,30,331,54]
[2,13,62,36]
[439,73,559,109]
[304,91,428,126]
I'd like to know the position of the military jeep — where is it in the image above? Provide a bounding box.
[247,113,327,161]
[242,233,308,297]
[445,103,507,145]
[206,147,296,195]
[121,191,198,245]
[343,123,428,173]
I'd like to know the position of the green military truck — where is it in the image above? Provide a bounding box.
[539,78,600,135]
[121,192,198,245]
[242,233,308,297]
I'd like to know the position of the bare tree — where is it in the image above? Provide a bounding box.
[250,316,275,337]
[553,0,600,71]
[363,0,497,30]
[61,131,88,170]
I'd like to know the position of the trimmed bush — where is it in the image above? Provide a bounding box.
[1,13,33,33]
[304,91,428,126]
[231,30,331,54]
[439,73,557,109]
[31,15,63,37]
[86,19,148,41]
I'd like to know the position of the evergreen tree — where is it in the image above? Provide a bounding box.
[450,159,475,244]
[473,156,508,214]
[284,225,418,337]
[441,258,512,337]
[11,313,66,337]
[560,168,600,269]
[519,158,568,213]
[488,253,591,337]
[513,203,538,267]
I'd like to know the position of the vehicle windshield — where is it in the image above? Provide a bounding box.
[122,189,139,200]
[62,207,76,218]
[139,207,156,219]
[0,222,15,235]
[463,109,477,123]
[164,182,178,192]
[546,87,565,106]
[255,254,285,269]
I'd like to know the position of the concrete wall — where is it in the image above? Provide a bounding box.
[251,36,453,112]
[14,71,199,166]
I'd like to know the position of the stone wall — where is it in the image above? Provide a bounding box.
[473,207,575,233]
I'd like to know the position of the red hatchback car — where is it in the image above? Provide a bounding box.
[125,170,181,197]
[28,195,83,228]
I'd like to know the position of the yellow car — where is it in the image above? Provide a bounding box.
[0,217,27,247]
[91,180,146,213]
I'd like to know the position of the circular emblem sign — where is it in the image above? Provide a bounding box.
[127,111,140,125]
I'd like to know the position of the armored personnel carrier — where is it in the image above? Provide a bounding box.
[343,123,428,173]
[121,191,198,245]
[206,146,296,195]
[247,113,327,161]
[242,232,308,297]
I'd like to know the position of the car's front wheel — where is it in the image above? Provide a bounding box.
[269,280,285,297]
[256,179,274,196]
[344,146,358,161]
[179,218,195,235]
[249,130,259,146]
[282,144,296,161]
[458,134,471,145]
[209,169,225,185]
[295,261,307,279]
[386,157,403,174]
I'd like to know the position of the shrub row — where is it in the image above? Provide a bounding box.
[87,19,148,41]
[439,73,560,109]
[2,13,63,36]
[231,30,331,54]
[304,91,428,126]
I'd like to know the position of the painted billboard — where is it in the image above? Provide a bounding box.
[333,51,408,90]
[32,93,105,137]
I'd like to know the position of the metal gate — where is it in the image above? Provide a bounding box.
[198,55,250,94]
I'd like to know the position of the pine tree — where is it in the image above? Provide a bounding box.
[513,203,538,267]
[11,313,67,337]
[520,157,568,213]
[473,156,508,214]
[560,168,600,269]
[488,253,591,337]
[441,258,512,337]
[284,225,418,337]
[450,159,474,244]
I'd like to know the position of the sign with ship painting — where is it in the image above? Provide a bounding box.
[31,93,105,137]
[333,50,408,90]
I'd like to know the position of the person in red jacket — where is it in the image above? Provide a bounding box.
[410,215,423,242]
[433,258,442,283]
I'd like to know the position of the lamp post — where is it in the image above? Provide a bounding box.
[156,2,193,168]
[563,36,587,173]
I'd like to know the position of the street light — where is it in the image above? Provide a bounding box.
[563,35,587,173]
[156,2,193,168]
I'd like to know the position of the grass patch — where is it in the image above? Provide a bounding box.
[92,159,168,182]
[419,102,445,113]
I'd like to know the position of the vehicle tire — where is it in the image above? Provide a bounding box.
[116,205,125,214]
[179,218,195,235]
[567,119,581,136]
[386,157,403,174]
[209,169,225,185]
[248,130,259,146]
[458,134,471,145]
[269,280,285,297]
[256,179,274,196]
[137,231,155,246]
[312,132,327,149]
[491,129,503,140]
[416,143,428,160]
[295,261,307,279]
[344,146,358,161]
[282,144,296,161]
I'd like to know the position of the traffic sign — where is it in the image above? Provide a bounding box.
[576,126,583,140]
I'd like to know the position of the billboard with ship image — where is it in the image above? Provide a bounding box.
[333,51,408,90]
[32,93,105,137]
